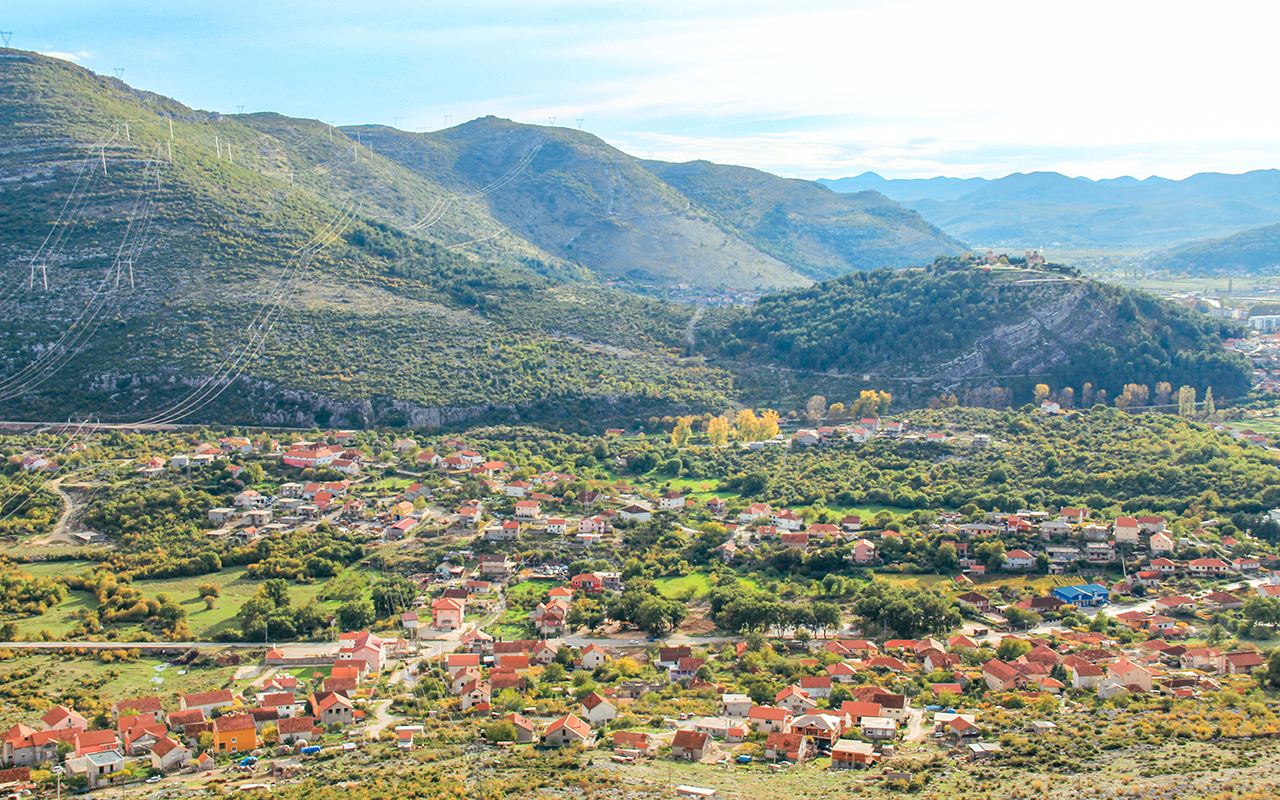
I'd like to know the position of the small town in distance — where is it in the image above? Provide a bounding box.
[1,402,1279,799]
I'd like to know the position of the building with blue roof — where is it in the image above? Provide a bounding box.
[1052,583,1110,607]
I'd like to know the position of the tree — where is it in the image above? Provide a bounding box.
[810,602,841,637]
[636,596,686,637]
[1204,386,1215,416]
[484,720,517,742]
[1243,596,1280,627]
[1155,381,1172,406]
[996,638,1032,660]
[826,402,846,424]
[670,416,693,448]
[805,395,827,425]
[1178,385,1196,416]
[933,543,958,572]
[1059,387,1074,409]
[337,599,375,630]
[198,584,221,599]
[758,409,781,440]
[1082,382,1095,407]
[1033,384,1050,405]
[1263,651,1280,689]
[733,409,760,442]
[707,415,730,447]
[1003,606,1041,629]
[157,601,187,628]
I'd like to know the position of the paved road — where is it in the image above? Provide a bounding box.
[364,699,397,739]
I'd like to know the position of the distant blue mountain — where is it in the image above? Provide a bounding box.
[819,169,1280,248]
[817,172,987,203]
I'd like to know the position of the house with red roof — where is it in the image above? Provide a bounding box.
[982,659,1021,692]
[72,729,120,759]
[180,690,234,716]
[1189,558,1228,576]
[1217,650,1265,675]
[764,731,809,762]
[336,631,385,674]
[747,706,791,734]
[579,693,617,725]
[149,736,191,773]
[40,706,88,734]
[277,716,321,745]
[310,692,354,727]
[1004,549,1035,570]
[542,714,593,747]
[771,509,803,531]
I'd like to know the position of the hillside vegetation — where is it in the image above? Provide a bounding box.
[707,260,1251,407]
[1148,223,1280,275]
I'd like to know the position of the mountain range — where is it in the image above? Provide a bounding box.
[820,170,1280,249]
[0,49,1251,426]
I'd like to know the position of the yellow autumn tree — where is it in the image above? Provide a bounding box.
[733,409,760,442]
[670,416,693,447]
[707,415,730,447]
[758,409,781,440]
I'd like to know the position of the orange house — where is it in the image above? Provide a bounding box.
[212,713,258,753]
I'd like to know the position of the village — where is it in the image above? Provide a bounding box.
[2,417,1280,799]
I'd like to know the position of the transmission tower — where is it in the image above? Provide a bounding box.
[237,105,244,114]
[576,118,584,129]
[28,260,47,291]
[0,32,12,47]
[113,68,124,79]
[547,116,556,126]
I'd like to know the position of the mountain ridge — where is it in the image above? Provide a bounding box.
[820,169,1280,248]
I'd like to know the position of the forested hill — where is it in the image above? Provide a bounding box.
[1147,222,1280,275]
[706,261,1251,407]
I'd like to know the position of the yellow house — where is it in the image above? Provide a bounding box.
[212,713,258,753]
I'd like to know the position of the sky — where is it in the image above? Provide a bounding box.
[11,0,1280,180]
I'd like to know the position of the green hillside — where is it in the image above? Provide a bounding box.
[1148,222,1280,275]
[706,259,1252,408]
[0,50,734,427]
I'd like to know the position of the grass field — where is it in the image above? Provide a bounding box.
[1226,419,1280,434]
[0,651,239,728]
[6,563,351,640]
[653,571,759,599]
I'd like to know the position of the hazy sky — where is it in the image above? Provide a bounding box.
[13,0,1280,180]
